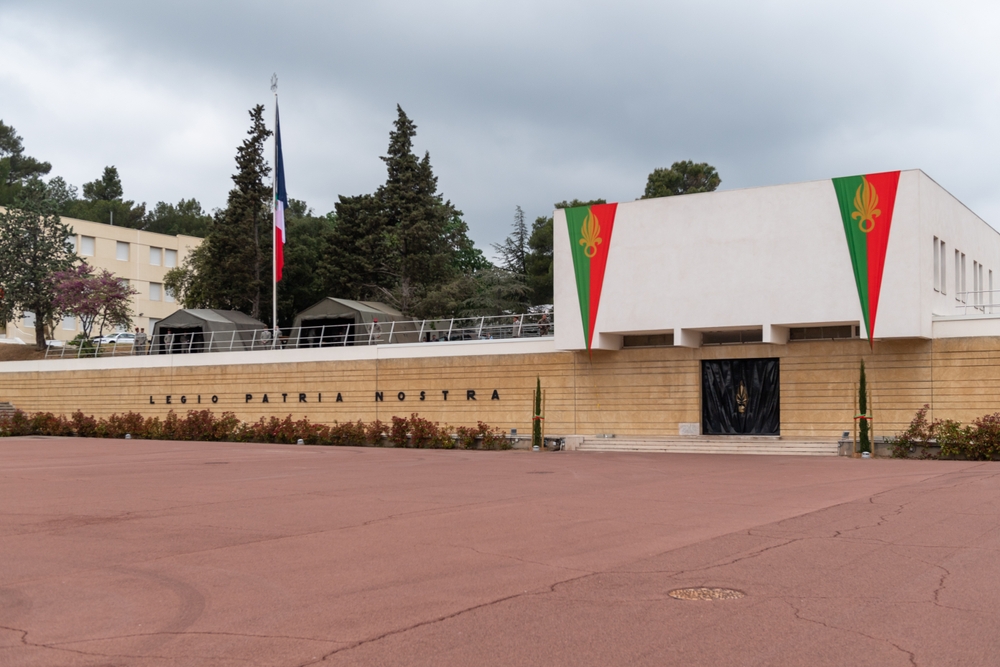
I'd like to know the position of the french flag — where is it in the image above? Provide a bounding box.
[274,103,287,282]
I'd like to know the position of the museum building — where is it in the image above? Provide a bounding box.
[4,169,1000,453]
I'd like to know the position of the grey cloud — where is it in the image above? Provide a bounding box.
[1,0,998,252]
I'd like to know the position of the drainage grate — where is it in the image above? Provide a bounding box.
[527,471,554,474]
[204,461,229,465]
[668,587,745,601]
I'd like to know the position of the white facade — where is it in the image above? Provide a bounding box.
[555,170,1000,350]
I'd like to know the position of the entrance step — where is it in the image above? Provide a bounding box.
[576,436,837,456]
[0,402,16,417]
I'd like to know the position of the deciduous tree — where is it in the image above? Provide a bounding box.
[0,179,76,348]
[51,263,138,339]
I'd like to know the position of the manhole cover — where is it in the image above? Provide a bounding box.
[668,587,745,601]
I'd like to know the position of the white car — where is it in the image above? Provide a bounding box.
[93,332,136,345]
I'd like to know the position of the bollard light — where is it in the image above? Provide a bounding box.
[297,438,304,445]
[125,433,131,440]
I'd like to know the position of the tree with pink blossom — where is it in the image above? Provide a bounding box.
[51,263,138,340]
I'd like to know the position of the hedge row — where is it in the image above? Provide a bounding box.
[892,404,1000,460]
[0,409,510,450]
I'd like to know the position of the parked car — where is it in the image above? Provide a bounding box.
[92,332,136,345]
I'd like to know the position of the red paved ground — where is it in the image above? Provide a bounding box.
[1,438,997,666]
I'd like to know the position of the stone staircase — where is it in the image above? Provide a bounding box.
[574,435,838,456]
[0,402,16,418]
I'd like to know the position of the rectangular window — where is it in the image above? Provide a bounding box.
[149,282,162,301]
[150,247,162,266]
[23,311,35,328]
[164,286,175,303]
[991,270,994,311]
[962,253,967,302]
[955,250,962,301]
[701,329,764,345]
[164,249,177,268]
[116,241,130,261]
[933,237,940,292]
[81,236,95,256]
[67,235,78,253]
[623,333,674,348]
[940,241,947,294]
[788,325,858,341]
[977,262,984,307]
[973,261,980,303]
[62,316,76,331]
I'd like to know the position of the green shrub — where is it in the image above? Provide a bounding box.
[0,409,507,451]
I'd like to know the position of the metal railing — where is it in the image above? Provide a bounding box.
[44,311,555,359]
[954,290,999,315]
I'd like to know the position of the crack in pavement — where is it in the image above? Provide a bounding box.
[445,543,596,575]
[297,573,596,667]
[1,623,335,664]
[784,600,918,666]
[45,629,349,648]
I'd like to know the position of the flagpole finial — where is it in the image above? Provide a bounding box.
[270,73,278,94]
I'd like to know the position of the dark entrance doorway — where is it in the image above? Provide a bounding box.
[701,358,780,435]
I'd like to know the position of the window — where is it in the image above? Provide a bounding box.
[164,249,177,268]
[789,325,858,341]
[150,247,162,266]
[116,241,130,261]
[701,329,763,345]
[933,237,940,292]
[23,311,35,328]
[149,282,162,301]
[67,235,78,253]
[940,240,947,294]
[81,236,95,256]
[979,263,985,307]
[991,270,994,310]
[164,286,175,303]
[62,316,76,331]
[956,250,966,302]
[973,261,980,305]
[962,252,969,303]
[623,333,674,348]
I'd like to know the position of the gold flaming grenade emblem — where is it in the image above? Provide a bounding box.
[736,380,748,414]
[580,211,602,258]
[852,176,881,234]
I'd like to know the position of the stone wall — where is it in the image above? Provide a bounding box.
[2,337,998,439]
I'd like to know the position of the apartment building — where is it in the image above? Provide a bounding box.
[1,214,203,342]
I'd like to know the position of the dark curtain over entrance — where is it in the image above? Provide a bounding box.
[702,358,780,435]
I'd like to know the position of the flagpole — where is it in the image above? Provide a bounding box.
[271,75,278,343]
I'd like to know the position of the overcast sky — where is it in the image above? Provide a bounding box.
[2,1,998,253]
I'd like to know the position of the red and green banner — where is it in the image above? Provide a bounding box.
[565,203,618,351]
[832,171,900,345]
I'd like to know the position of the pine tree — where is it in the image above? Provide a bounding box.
[176,105,273,321]
[332,106,466,316]
[493,205,529,276]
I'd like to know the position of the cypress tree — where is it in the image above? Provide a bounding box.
[859,360,871,453]
[533,376,542,450]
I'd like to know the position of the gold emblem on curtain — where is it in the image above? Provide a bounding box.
[580,211,602,258]
[852,176,881,234]
[736,380,748,414]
